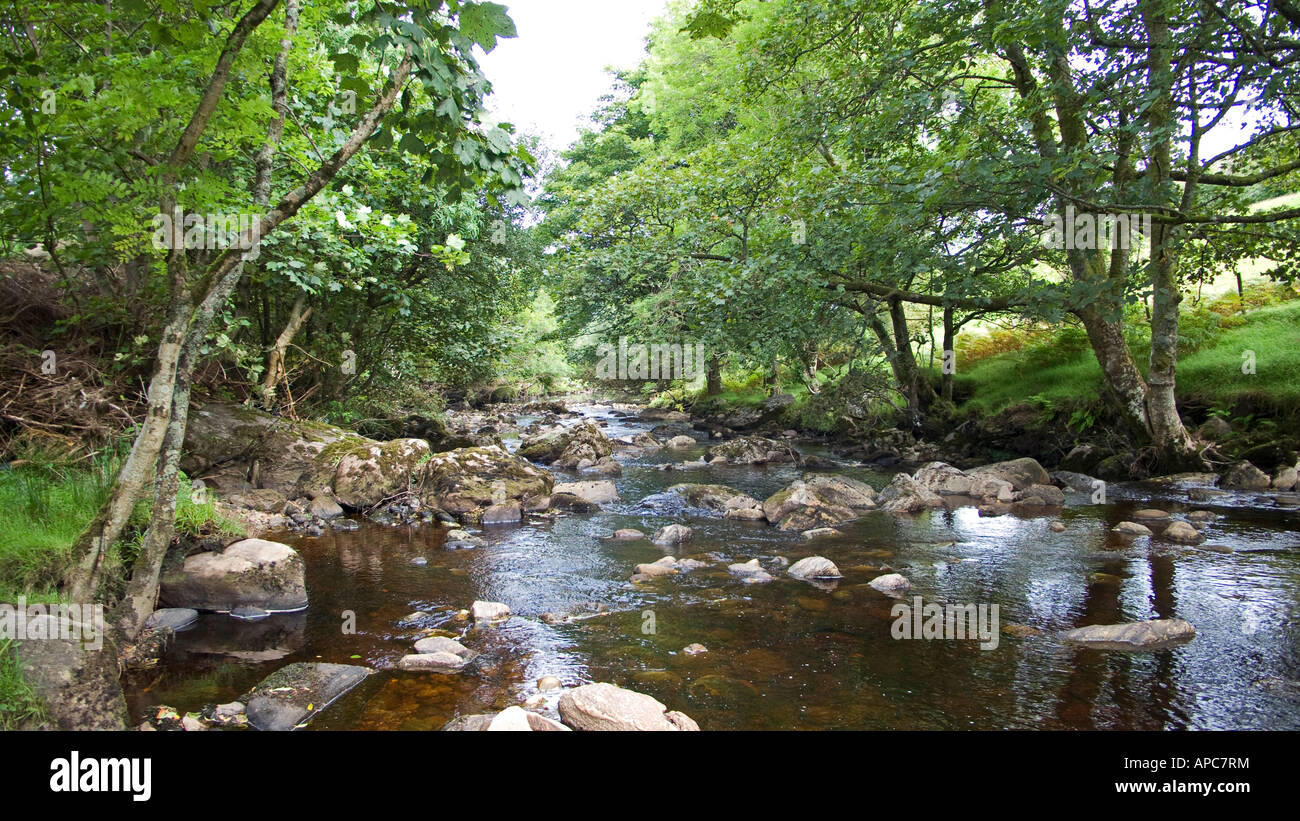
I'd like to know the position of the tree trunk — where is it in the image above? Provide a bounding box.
[1140,0,1199,469]
[705,356,723,396]
[941,306,955,403]
[261,291,312,404]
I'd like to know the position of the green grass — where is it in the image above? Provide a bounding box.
[0,450,121,600]
[953,294,1300,427]
[0,441,244,602]
[1178,301,1300,408]
[0,639,48,730]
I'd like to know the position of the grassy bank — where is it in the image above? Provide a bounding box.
[0,450,243,601]
[643,284,1300,444]
[0,438,244,727]
[953,288,1300,432]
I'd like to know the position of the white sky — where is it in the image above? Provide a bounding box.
[477,0,668,153]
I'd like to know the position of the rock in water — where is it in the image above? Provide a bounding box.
[243,662,372,731]
[518,420,614,468]
[876,472,942,513]
[667,483,761,513]
[481,501,523,524]
[413,636,474,659]
[651,524,692,545]
[1161,520,1204,544]
[762,475,875,530]
[551,480,619,504]
[727,559,774,583]
[487,706,571,731]
[160,538,308,613]
[398,651,470,672]
[1062,619,1195,649]
[1220,460,1270,491]
[557,683,699,731]
[471,600,511,623]
[869,573,911,594]
[967,457,1051,491]
[787,556,842,580]
[705,436,801,465]
[1113,521,1153,536]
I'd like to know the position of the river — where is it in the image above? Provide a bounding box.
[125,405,1300,730]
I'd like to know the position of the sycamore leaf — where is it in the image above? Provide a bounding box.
[457,2,517,52]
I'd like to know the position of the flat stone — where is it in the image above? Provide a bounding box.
[144,607,199,632]
[412,636,472,658]
[1132,508,1171,520]
[800,527,839,540]
[611,529,645,540]
[160,538,308,613]
[1062,619,1195,649]
[551,480,619,504]
[398,651,469,672]
[243,662,372,731]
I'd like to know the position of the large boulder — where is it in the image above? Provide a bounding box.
[243,662,372,730]
[876,473,943,513]
[332,437,432,508]
[181,401,369,497]
[967,457,1051,491]
[651,524,693,546]
[667,484,761,514]
[557,683,699,731]
[10,614,129,730]
[762,475,876,531]
[912,462,1015,501]
[705,436,801,465]
[420,446,554,516]
[160,539,308,613]
[518,420,614,468]
[182,402,548,520]
[1220,460,1271,491]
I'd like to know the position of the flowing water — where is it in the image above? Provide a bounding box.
[126,406,1300,730]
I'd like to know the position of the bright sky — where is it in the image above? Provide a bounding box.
[477,0,668,153]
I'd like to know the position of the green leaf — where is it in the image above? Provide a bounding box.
[457,2,517,53]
